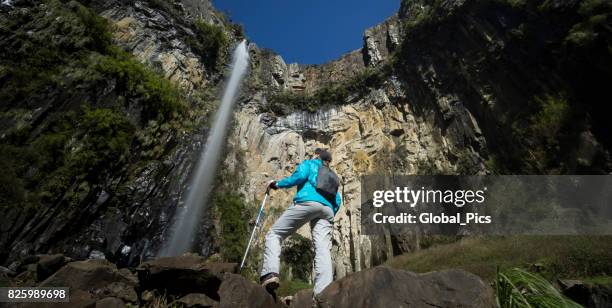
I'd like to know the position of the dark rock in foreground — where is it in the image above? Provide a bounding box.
[136,254,237,300]
[36,254,72,281]
[6,256,497,307]
[560,279,612,308]
[316,266,495,308]
[41,259,138,303]
[289,289,315,308]
[218,273,284,308]
[19,259,139,308]
[173,293,218,307]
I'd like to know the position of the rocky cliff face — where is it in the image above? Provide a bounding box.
[1,0,611,289]
[231,0,612,279]
[0,0,241,266]
[232,68,482,277]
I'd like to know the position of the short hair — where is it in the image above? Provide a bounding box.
[319,150,332,162]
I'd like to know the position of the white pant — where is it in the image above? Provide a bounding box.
[261,201,334,295]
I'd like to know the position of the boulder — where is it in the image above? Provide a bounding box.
[0,265,16,276]
[289,289,314,308]
[316,266,495,307]
[141,290,156,304]
[13,265,37,286]
[560,279,612,308]
[36,254,71,281]
[137,255,237,300]
[18,289,96,308]
[96,297,126,308]
[174,293,218,307]
[9,255,39,274]
[217,273,283,308]
[39,259,138,304]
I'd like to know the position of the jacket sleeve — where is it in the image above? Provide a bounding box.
[276,161,309,188]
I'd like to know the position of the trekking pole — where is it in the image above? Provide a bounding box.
[239,187,270,271]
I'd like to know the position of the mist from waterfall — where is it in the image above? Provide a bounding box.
[159,40,249,257]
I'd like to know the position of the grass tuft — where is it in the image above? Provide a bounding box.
[496,268,581,308]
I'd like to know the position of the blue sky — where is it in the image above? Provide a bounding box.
[213,0,400,64]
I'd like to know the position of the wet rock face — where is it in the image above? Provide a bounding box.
[316,266,495,307]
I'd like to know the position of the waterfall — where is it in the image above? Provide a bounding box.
[159,40,249,257]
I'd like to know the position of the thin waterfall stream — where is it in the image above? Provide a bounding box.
[159,40,250,257]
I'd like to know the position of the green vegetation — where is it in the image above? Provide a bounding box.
[95,52,187,122]
[0,145,34,208]
[455,150,481,175]
[187,19,229,71]
[0,0,112,104]
[277,279,312,297]
[419,235,462,250]
[208,140,259,275]
[264,64,391,115]
[581,275,612,287]
[495,268,581,308]
[212,193,249,262]
[387,236,612,282]
[0,0,199,210]
[281,234,314,281]
[70,108,133,180]
[401,0,439,34]
[1,106,135,208]
[513,95,572,173]
[565,0,612,47]
[503,0,527,9]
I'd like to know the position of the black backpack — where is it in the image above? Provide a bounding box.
[316,164,340,205]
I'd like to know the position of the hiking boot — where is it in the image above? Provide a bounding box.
[260,272,280,291]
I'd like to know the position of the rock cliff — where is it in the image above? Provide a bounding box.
[0,0,241,265]
[231,0,612,279]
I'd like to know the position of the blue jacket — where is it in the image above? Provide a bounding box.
[276,159,342,214]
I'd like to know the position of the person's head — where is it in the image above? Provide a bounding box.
[319,150,332,166]
[313,147,327,160]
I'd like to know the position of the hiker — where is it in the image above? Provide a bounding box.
[260,150,341,295]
